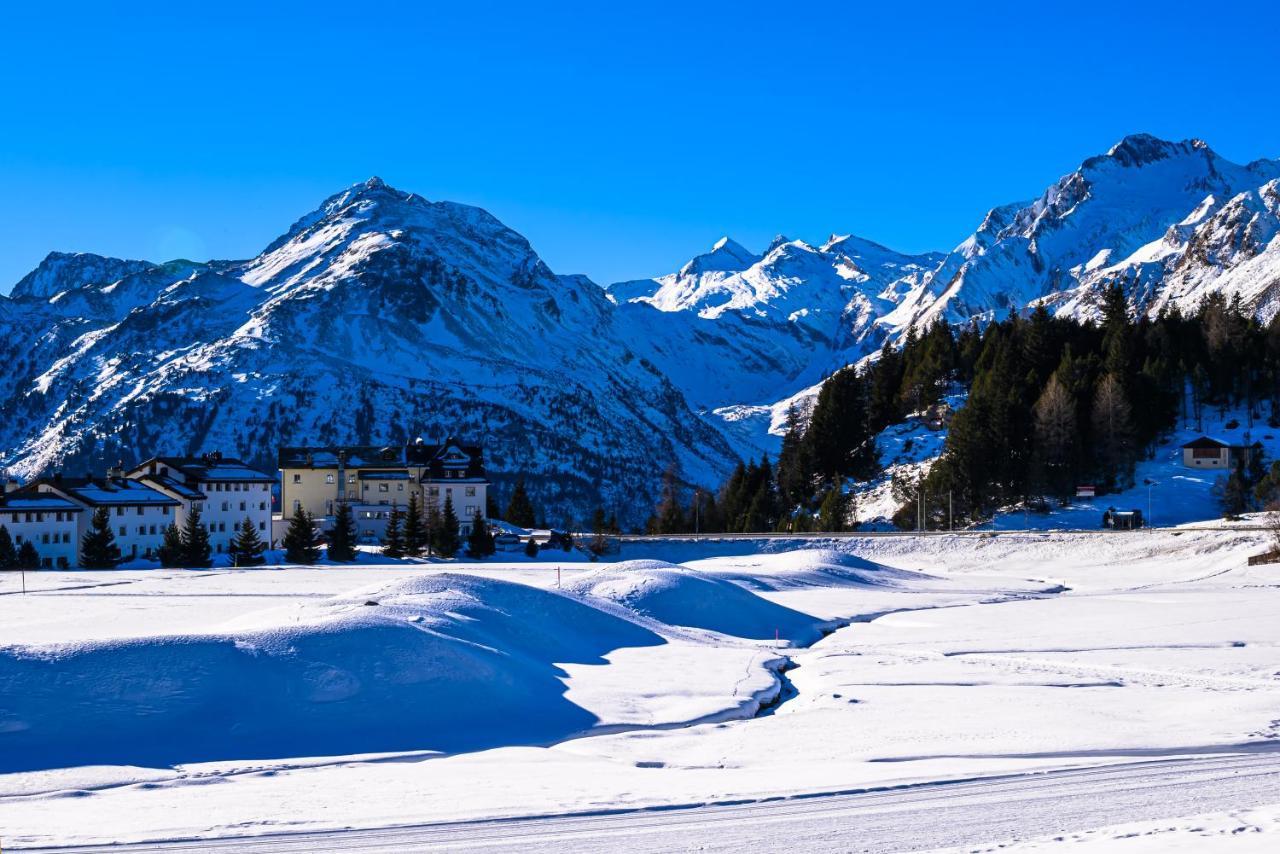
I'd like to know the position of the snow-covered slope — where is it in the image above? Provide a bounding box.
[0,178,738,524]
[892,134,1280,329]
[608,234,943,451]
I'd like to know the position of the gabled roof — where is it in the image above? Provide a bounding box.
[1181,436,1230,449]
[138,473,206,501]
[279,440,487,480]
[132,455,274,483]
[34,476,181,507]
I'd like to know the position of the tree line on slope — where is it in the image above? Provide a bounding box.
[647,285,1280,533]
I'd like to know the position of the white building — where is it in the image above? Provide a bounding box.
[0,485,83,568]
[128,454,275,555]
[31,474,179,562]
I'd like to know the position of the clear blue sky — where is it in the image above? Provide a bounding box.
[2,1,1278,291]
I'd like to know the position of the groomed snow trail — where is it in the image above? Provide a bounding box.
[16,748,1280,853]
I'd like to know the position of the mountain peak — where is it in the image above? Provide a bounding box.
[1092,134,1212,170]
[10,252,154,301]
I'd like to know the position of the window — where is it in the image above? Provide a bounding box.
[293,474,301,484]
[36,512,44,522]
[63,532,71,543]
[163,506,171,515]
[465,505,479,518]
[42,533,50,544]
[116,507,124,517]
[137,506,144,515]
[259,502,267,510]
[150,525,157,535]
[118,526,127,536]
[222,501,229,511]
[348,475,356,484]
[363,528,375,537]
[326,474,335,484]
[24,513,31,523]
[41,557,52,568]
[259,521,266,531]
[466,487,476,497]
[379,483,389,492]
[240,501,246,511]
[293,499,301,514]
[14,535,21,544]
[138,526,145,535]
[397,483,404,491]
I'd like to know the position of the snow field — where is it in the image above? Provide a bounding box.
[0,528,1277,849]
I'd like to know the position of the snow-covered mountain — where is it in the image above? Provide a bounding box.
[607,232,943,450]
[889,134,1280,329]
[0,178,737,525]
[614,134,1280,451]
[7,134,1279,515]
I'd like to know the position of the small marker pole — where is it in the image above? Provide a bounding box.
[775,627,779,648]
[556,566,561,589]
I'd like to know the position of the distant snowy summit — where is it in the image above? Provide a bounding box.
[4,133,1280,514]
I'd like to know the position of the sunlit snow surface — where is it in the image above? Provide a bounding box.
[1,527,1278,850]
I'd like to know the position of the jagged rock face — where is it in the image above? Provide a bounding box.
[11,252,156,301]
[0,179,737,526]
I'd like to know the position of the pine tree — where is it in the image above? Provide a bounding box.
[402,492,426,556]
[466,510,494,558]
[158,523,184,568]
[504,477,537,528]
[226,517,264,566]
[382,504,405,558]
[816,486,850,532]
[80,507,122,569]
[326,502,358,562]
[434,494,461,557]
[0,525,16,569]
[523,537,539,557]
[229,517,267,566]
[423,495,443,556]
[182,506,212,568]
[283,510,321,564]
[17,539,39,570]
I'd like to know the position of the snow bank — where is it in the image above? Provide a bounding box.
[692,548,933,592]
[565,559,827,645]
[0,573,663,772]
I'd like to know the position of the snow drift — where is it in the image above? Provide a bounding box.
[566,559,828,645]
[0,573,663,772]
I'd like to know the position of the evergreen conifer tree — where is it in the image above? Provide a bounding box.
[283,510,321,564]
[182,507,213,568]
[80,507,121,569]
[465,510,494,558]
[158,523,184,568]
[523,537,539,558]
[229,517,267,566]
[17,539,39,570]
[402,492,426,556]
[504,478,536,528]
[0,525,16,569]
[382,504,405,558]
[434,494,461,557]
[816,486,850,532]
[326,502,358,562]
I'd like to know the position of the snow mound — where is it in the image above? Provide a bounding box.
[695,547,934,592]
[0,573,662,772]
[566,560,825,645]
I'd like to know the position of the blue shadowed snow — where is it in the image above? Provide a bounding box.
[0,574,663,772]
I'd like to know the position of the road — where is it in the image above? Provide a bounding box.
[18,747,1280,853]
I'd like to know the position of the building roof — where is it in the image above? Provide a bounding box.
[0,489,84,513]
[1181,436,1230,449]
[34,476,181,507]
[138,473,207,501]
[279,439,487,480]
[132,454,274,483]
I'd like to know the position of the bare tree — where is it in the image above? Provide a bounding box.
[1034,375,1076,498]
